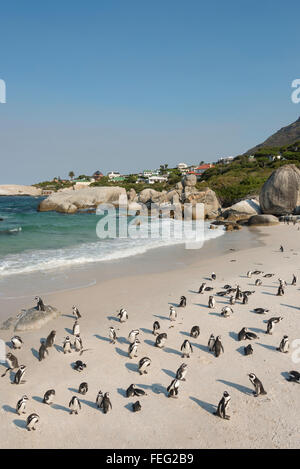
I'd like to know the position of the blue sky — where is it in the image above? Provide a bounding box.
[0,0,300,184]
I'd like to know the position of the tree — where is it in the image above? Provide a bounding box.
[69,171,75,180]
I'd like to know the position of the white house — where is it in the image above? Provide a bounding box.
[107,171,121,180]
[147,175,168,184]
[218,156,234,164]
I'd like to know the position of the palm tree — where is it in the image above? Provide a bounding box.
[69,171,75,180]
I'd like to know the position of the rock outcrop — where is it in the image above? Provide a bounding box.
[260,165,300,215]
[14,305,60,331]
[38,187,127,213]
[248,214,279,226]
[220,198,261,222]
[0,185,42,196]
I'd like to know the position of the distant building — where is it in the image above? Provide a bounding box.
[218,156,234,164]
[93,171,104,181]
[188,163,214,178]
[147,175,168,184]
[177,162,188,173]
[248,155,255,161]
[143,169,160,178]
[107,171,121,180]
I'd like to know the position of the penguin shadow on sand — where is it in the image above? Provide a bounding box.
[209,312,221,317]
[189,397,216,415]
[62,314,74,319]
[161,368,176,379]
[115,347,128,358]
[124,402,136,412]
[32,396,44,404]
[163,347,182,357]
[188,289,199,294]
[94,334,111,343]
[13,419,27,430]
[140,327,152,335]
[31,347,40,360]
[250,327,265,334]
[144,339,156,347]
[153,314,169,321]
[138,382,167,396]
[168,302,180,308]
[261,291,275,296]
[280,303,300,310]
[2,404,16,414]
[65,328,73,335]
[54,344,64,353]
[217,379,253,395]
[256,342,277,351]
[125,362,139,373]
[236,346,246,356]
[5,341,13,350]
[117,337,128,345]
[191,342,208,353]
[281,371,291,382]
[193,303,208,309]
[117,388,127,397]
[51,403,71,413]
[68,387,79,393]
[78,398,97,410]
[179,330,190,338]
[229,331,239,342]
[107,315,119,323]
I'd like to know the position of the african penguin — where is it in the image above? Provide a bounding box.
[167,379,180,398]
[109,326,117,344]
[73,320,80,336]
[11,336,23,350]
[208,334,215,351]
[208,296,215,309]
[26,413,39,431]
[179,296,186,307]
[63,336,72,354]
[79,382,88,395]
[13,365,26,385]
[169,306,177,321]
[45,330,56,348]
[16,395,29,415]
[213,391,231,419]
[72,306,82,319]
[73,360,86,372]
[190,325,200,338]
[117,308,128,323]
[181,340,193,358]
[128,339,140,359]
[126,384,147,398]
[43,389,55,405]
[38,341,49,361]
[2,352,19,377]
[138,357,151,375]
[277,335,289,353]
[155,333,167,348]
[176,363,187,381]
[152,321,160,335]
[212,336,224,357]
[100,392,112,413]
[248,373,267,397]
[35,296,45,311]
[69,396,81,415]
[128,329,139,343]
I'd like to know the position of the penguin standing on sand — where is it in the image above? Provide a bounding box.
[247,271,253,278]
[26,414,39,431]
[198,283,206,294]
[109,327,117,344]
[133,401,142,412]
[211,272,217,281]
[39,341,49,361]
[35,296,45,311]
[138,357,151,375]
[16,395,29,415]
[45,330,56,348]
[242,293,249,305]
[73,320,80,336]
[169,306,177,322]
[176,363,187,381]
[266,317,283,335]
[212,336,224,357]
[13,365,26,385]
[1,353,19,377]
[229,295,236,305]
[255,279,262,286]
[181,340,193,358]
[208,334,215,351]
[128,329,139,343]
[190,326,200,338]
[208,296,215,308]
[155,333,167,348]
[152,321,160,335]
[100,392,112,414]
[79,382,88,395]
[292,274,297,286]
[96,391,104,408]
[63,336,72,354]
[179,296,186,307]
[277,285,285,296]
[214,391,231,419]
[235,285,242,301]
[277,335,289,353]
[73,360,86,372]
[69,396,81,415]
[117,308,128,323]
[128,339,140,359]
[221,306,233,318]
[11,336,23,350]
[280,245,284,252]
[248,373,267,396]
[167,379,180,398]
[43,389,55,405]
[72,306,82,319]
[74,334,83,352]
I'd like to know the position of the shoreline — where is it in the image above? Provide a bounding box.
[0,223,299,448]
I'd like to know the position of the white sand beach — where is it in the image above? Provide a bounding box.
[0,224,299,449]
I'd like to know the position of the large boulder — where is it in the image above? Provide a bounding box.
[138,189,168,205]
[260,165,300,215]
[38,187,127,213]
[14,305,60,331]
[221,198,261,222]
[182,187,221,219]
[248,214,279,226]
[182,174,197,187]
[0,185,42,196]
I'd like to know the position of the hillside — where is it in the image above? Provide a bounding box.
[245,116,300,154]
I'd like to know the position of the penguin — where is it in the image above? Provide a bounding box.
[292,274,297,286]
[73,320,80,336]
[244,344,253,356]
[246,331,259,340]
[208,334,215,351]
[278,278,287,287]
[63,336,72,354]
[276,285,285,296]
[167,379,180,398]
[13,365,26,385]
[126,384,147,398]
[211,272,217,281]
[45,330,56,348]
[266,317,283,335]
[96,390,104,408]
[248,373,267,396]
[277,335,289,353]
[263,273,274,278]
[287,371,300,383]
[1,352,19,377]
[247,271,253,278]
[26,413,39,431]
[38,341,49,361]
[128,339,140,359]
[217,291,227,297]
[35,296,45,311]
[176,363,187,381]
[132,401,142,412]
[179,296,187,307]
[253,308,269,314]
[11,335,23,350]
[212,336,224,357]
[221,306,233,318]
[79,382,88,395]
[155,333,167,348]
[198,282,206,294]
[242,293,249,305]
[128,329,139,343]
[253,270,263,275]
[73,360,86,372]
[243,290,255,296]
[213,391,231,419]
[208,296,215,309]
[43,389,55,405]
[169,306,177,321]
[69,396,81,415]
[100,392,112,414]
[229,295,236,305]
[117,308,128,323]
[109,326,117,344]
[255,279,262,286]
[235,286,242,301]
[280,245,284,252]
[138,357,151,375]
[72,306,82,319]
[181,340,193,358]
[190,325,200,338]
[74,334,83,352]
[223,284,232,290]
[152,321,160,335]
[205,286,214,291]
[238,327,259,341]
[16,395,29,415]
